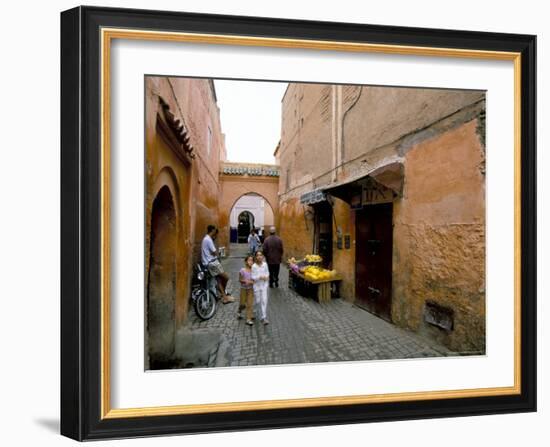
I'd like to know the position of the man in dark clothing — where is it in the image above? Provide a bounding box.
[262,226,284,288]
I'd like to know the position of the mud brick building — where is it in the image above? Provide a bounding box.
[144,77,226,367]
[277,84,486,353]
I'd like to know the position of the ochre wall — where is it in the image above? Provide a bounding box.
[278,83,486,353]
[280,84,334,191]
[263,201,275,226]
[145,77,224,329]
[392,120,486,353]
[278,197,315,260]
[343,87,484,161]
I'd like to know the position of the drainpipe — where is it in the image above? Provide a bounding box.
[331,86,337,183]
[336,85,343,178]
[331,85,345,182]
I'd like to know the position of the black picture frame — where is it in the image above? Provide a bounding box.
[61,5,536,441]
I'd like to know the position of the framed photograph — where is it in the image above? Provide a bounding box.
[60,5,536,441]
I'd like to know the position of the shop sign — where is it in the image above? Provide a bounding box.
[300,189,327,205]
[361,178,394,205]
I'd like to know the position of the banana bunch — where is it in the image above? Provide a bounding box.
[304,254,322,263]
[302,266,336,281]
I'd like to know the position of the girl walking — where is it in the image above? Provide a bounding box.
[251,251,270,325]
[238,255,255,326]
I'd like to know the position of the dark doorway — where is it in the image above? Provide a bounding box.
[237,211,255,243]
[314,202,333,269]
[355,203,393,321]
[147,186,177,369]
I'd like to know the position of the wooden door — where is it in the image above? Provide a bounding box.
[315,202,333,269]
[355,203,393,321]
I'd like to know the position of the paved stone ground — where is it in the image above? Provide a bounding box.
[187,244,451,367]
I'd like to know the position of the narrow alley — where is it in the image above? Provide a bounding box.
[186,244,451,367]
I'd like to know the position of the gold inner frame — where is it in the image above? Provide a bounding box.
[100,27,522,419]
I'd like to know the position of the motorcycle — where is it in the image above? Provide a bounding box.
[190,263,219,320]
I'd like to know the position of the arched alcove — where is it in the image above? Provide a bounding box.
[147,186,177,369]
[237,210,255,243]
[229,193,275,244]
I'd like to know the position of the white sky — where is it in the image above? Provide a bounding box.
[214,79,288,165]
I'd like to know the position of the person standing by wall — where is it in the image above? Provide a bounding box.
[262,226,284,288]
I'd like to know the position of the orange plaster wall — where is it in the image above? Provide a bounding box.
[392,119,486,352]
[278,197,315,260]
[277,82,486,353]
[145,77,223,328]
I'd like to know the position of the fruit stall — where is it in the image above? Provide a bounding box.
[287,255,342,303]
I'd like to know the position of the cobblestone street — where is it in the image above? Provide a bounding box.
[186,244,451,367]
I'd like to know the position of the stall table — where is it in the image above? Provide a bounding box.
[288,269,343,303]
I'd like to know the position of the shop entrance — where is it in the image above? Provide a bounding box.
[355,203,393,321]
[314,202,333,269]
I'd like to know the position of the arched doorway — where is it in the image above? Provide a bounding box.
[147,186,177,369]
[218,171,280,253]
[237,210,255,243]
[229,193,275,244]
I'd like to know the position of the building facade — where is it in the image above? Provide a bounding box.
[144,77,226,367]
[229,194,275,242]
[218,161,280,253]
[278,83,486,353]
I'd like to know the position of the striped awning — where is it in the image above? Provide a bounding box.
[300,189,328,205]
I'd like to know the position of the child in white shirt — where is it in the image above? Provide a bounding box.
[251,251,270,325]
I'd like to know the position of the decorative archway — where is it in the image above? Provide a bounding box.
[229,193,275,243]
[237,210,255,243]
[147,185,177,369]
[219,173,280,253]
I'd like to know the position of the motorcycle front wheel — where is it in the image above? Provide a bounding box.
[194,290,217,320]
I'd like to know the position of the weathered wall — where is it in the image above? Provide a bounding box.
[392,119,486,353]
[278,84,334,259]
[168,78,225,262]
[145,77,224,333]
[278,197,315,260]
[278,82,486,352]
[263,201,275,226]
[279,84,484,201]
[280,84,334,192]
[343,87,485,162]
